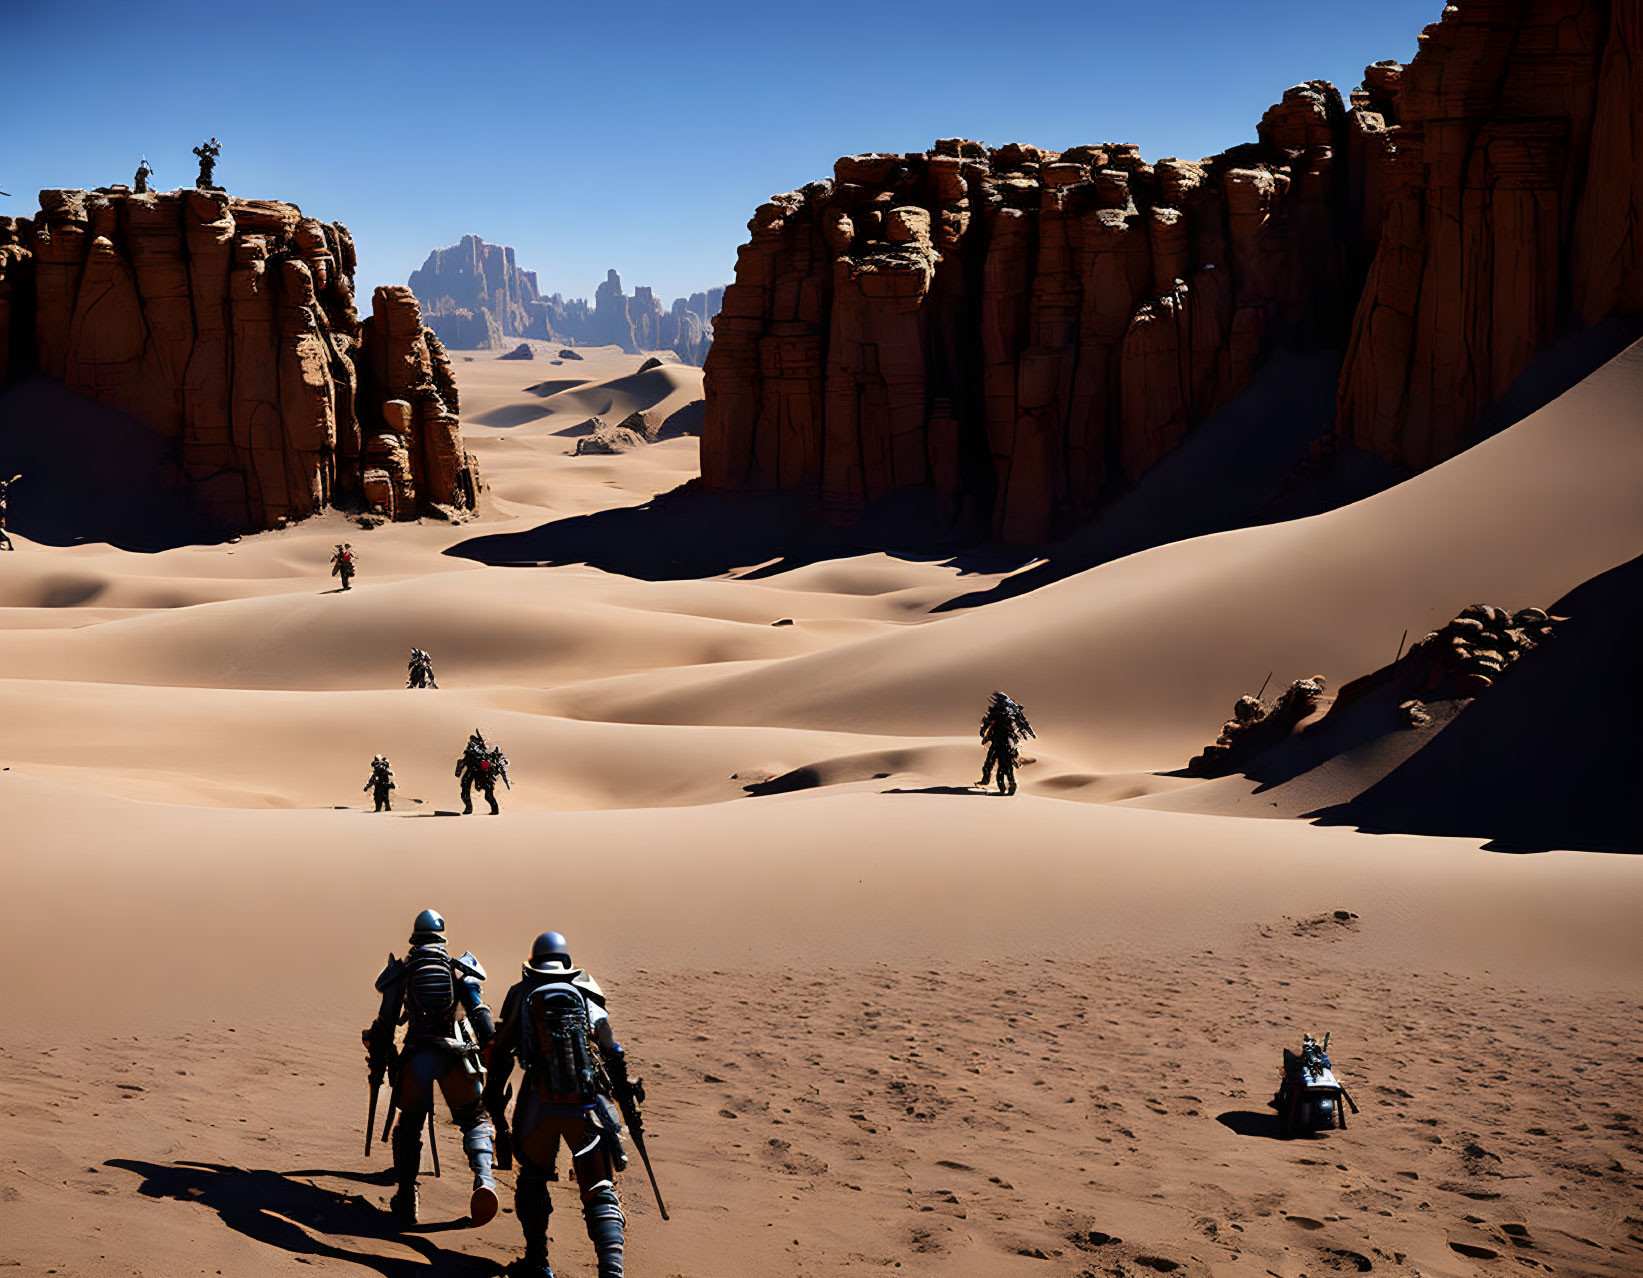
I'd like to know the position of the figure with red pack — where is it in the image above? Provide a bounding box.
[456,729,509,815]
[330,542,357,591]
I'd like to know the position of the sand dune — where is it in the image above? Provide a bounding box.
[2,336,1640,1277]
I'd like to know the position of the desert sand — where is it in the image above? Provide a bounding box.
[2,342,1640,1277]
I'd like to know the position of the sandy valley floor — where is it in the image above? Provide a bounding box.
[2,344,1640,1277]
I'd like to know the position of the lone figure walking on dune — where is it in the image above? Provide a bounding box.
[455,730,509,814]
[0,473,21,550]
[977,690,1035,796]
[331,543,356,590]
[407,648,438,689]
[364,754,396,812]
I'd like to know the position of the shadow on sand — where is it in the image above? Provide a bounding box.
[882,785,1006,797]
[1215,1110,1287,1140]
[106,1159,501,1276]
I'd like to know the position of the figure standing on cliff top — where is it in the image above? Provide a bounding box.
[977,690,1035,796]
[192,137,221,188]
[0,473,20,551]
[331,543,356,590]
[133,157,154,193]
[364,754,396,812]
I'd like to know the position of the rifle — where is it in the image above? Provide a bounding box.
[363,1025,395,1157]
[613,1071,669,1220]
[427,1106,441,1178]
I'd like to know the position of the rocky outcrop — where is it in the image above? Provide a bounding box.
[410,234,543,351]
[0,189,479,530]
[1337,0,1643,467]
[407,236,724,365]
[702,110,1364,542]
[703,0,1643,542]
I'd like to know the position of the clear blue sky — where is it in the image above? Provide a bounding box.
[3,0,1437,306]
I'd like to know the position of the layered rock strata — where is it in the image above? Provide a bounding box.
[703,0,1643,542]
[0,188,478,530]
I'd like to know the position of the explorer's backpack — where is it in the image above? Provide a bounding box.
[521,982,599,1101]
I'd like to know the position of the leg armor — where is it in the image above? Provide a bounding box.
[582,1185,625,1278]
[484,782,500,815]
[515,1165,553,1274]
[461,774,474,814]
[449,1085,498,1225]
[389,1114,423,1223]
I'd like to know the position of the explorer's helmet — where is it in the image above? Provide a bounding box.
[410,908,446,945]
[529,930,571,968]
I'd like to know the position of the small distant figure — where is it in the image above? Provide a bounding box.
[456,729,509,815]
[330,543,356,590]
[364,754,396,812]
[0,473,20,550]
[192,137,221,188]
[133,156,154,193]
[407,647,438,689]
[976,690,1035,795]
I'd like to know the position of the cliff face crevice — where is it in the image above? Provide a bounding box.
[0,188,479,532]
[702,0,1643,543]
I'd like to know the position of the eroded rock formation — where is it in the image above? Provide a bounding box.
[408,236,724,365]
[0,188,478,530]
[703,0,1643,542]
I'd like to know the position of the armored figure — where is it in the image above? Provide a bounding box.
[0,473,19,551]
[455,729,509,815]
[331,543,357,590]
[133,157,154,193]
[407,648,438,690]
[977,690,1035,795]
[362,909,498,1225]
[364,754,396,812]
[484,930,656,1278]
[192,136,221,188]
[1271,1032,1358,1138]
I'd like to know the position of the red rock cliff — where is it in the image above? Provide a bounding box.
[0,188,479,531]
[703,0,1643,542]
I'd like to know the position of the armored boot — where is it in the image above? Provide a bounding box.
[461,778,474,814]
[487,794,500,815]
[389,1119,422,1224]
[583,1185,625,1278]
[515,1172,554,1277]
[455,1104,499,1226]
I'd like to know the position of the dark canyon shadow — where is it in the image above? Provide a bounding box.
[107,1159,501,1276]
[0,377,235,551]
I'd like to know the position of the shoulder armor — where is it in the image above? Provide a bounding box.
[452,951,486,982]
[374,953,404,992]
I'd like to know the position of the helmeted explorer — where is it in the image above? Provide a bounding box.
[976,690,1035,795]
[407,647,438,690]
[330,543,357,590]
[363,754,396,812]
[455,729,509,815]
[362,909,499,1226]
[483,929,667,1278]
